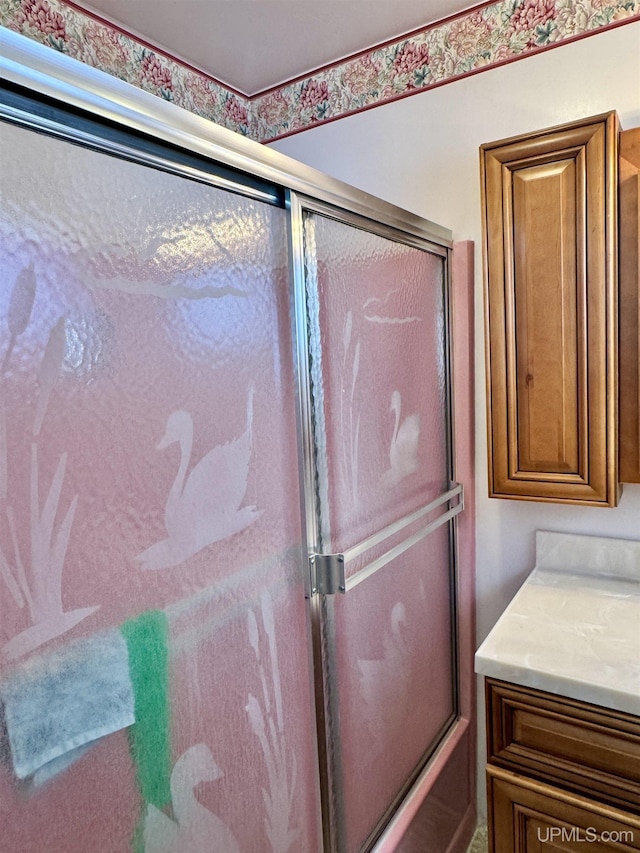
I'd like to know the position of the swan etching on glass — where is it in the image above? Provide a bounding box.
[144,743,240,853]
[381,390,420,488]
[136,386,262,571]
[357,602,411,762]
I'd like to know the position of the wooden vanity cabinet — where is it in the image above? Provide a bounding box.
[481,112,621,505]
[619,127,640,484]
[485,679,640,852]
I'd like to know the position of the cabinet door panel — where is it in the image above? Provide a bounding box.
[510,157,581,476]
[481,112,619,505]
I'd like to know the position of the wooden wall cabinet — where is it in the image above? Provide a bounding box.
[481,112,622,505]
[485,679,640,852]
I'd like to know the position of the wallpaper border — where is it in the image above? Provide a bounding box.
[1,0,639,142]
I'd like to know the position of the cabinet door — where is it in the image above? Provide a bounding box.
[488,767,640,852]
[619,128,640,483]
[481,112,619,505]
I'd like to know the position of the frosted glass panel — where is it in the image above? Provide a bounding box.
[331,525,455,852]
[0,120,320,852]
[304,214,449,553]
[304,212,455,851]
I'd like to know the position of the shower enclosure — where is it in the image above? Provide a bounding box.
[0,30,475,853]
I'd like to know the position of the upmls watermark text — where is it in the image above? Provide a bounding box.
[537,826,635,844]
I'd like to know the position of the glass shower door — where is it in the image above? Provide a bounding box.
[299,210,460,852]
[0,115,322,853]
[0,69,463,853]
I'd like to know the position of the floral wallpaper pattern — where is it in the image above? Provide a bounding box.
[1,0,638,141]
[0,0,252,135]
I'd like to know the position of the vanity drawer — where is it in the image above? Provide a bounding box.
[488,766,640,853]
[486,679,640,813]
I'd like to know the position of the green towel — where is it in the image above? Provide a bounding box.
[121,611,172,851]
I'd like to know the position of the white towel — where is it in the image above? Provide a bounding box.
[0,629,134,781]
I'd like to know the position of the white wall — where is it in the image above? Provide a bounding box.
[270,21,640,819]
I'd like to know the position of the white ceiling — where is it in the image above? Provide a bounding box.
[80,0,476,95]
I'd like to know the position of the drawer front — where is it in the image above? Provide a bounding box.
[488,766,640,853]
[486,679,640,813]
